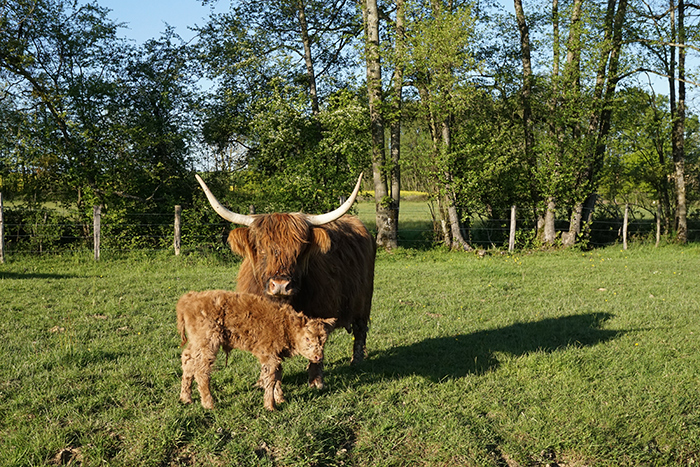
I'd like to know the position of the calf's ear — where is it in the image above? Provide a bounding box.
[228,228,255,258]
[322,318,337,330]
[309,227,331,255]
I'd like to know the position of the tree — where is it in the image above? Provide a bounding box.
[0,0,200,249]
[362,0,397,249]
[405,1,477,250]
[196,2,367,214]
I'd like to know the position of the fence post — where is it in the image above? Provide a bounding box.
[508,205,516,252]
[174,205,182,256]
[622,203,629,250]
[0,192,5,264]
[655,203,661,247]
[93,205,101,261]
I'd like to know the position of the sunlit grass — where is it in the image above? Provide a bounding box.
[1,245,700,465]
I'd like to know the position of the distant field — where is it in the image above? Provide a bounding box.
[2,245,700,466]
[356,200,436,248]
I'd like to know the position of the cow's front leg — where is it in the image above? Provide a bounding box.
[307,361,324,390]
[351,319,368,365]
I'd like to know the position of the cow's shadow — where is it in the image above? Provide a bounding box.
[333,312,620,383]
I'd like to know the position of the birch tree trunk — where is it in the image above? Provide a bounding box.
[296,0,319,115]
[387,0,405,249]
[671,0,687,242]
[364,0,396,249]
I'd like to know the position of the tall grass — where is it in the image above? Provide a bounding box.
[1,245,700,466]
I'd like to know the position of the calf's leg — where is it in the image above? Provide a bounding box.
[193,347,218,409]
[180,348,195,404]
[260,361,283,411]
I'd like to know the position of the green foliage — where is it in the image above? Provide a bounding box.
[199,80,371,213]
[2,205,85,253]
[0,0,198,229]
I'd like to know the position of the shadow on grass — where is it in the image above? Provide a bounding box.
[351,312,620,382]
[0,271,80,280]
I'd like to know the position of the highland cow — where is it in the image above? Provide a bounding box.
[195,173,375,389]
[177,290,336,410]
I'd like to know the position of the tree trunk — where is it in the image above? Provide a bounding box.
[364,0,395,249]
[565,0,628,245]
[671,0,687,242]
[296,0,319,115]
[560,0,584,246]
[542,0,561,244]
[387,0,405,250]
[543,197,556,244]
[514,0,547,239]
[513,0,534,157]
[441,123,472,251]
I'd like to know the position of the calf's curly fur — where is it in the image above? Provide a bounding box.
[177,290,335,410]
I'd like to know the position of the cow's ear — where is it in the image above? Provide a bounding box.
[228,228,255,258]
[309,227,331,254]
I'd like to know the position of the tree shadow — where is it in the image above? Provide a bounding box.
[343,312,620,383]
[0,271,79,280]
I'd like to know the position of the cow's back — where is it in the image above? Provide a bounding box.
[304,216,375,325]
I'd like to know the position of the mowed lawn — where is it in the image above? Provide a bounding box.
[1,244,700,466]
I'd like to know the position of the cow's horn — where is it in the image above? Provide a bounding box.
[306,172,363,226]
[195,174,255,226]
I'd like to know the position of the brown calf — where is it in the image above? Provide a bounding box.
[177,290,336,410]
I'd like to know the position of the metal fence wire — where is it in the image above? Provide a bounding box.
[0,202,697,257]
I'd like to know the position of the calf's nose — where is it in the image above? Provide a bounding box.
[310,354,323,364]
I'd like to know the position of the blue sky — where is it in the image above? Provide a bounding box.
[93,1,692,110]
[99,0,226,44]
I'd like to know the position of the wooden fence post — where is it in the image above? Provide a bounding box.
[622,203,629,250]
[0,193,5,264]
[93,205,101,261]
[174,205,182,256]
[655,203,661,247]
[509,205,516,252]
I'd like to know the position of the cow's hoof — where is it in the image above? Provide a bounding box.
[350,354,365,365]
[309,378,324,390]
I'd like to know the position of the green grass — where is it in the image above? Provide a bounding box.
[356,200,436,249]
[2,245,700,466]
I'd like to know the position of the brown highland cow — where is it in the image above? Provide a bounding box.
[195,173,375,389]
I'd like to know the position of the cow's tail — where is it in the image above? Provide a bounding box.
[176,303,188,347]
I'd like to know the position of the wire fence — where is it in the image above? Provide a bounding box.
[1,200,697,261]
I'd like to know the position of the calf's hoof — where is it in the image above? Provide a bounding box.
[264,403,276,411]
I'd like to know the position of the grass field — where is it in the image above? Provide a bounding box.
[1,244,700,466]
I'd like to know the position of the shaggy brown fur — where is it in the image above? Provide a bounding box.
[177,290,335,410]
[228,213,375,389]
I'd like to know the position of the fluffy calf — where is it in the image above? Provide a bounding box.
[177,290,335,410]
